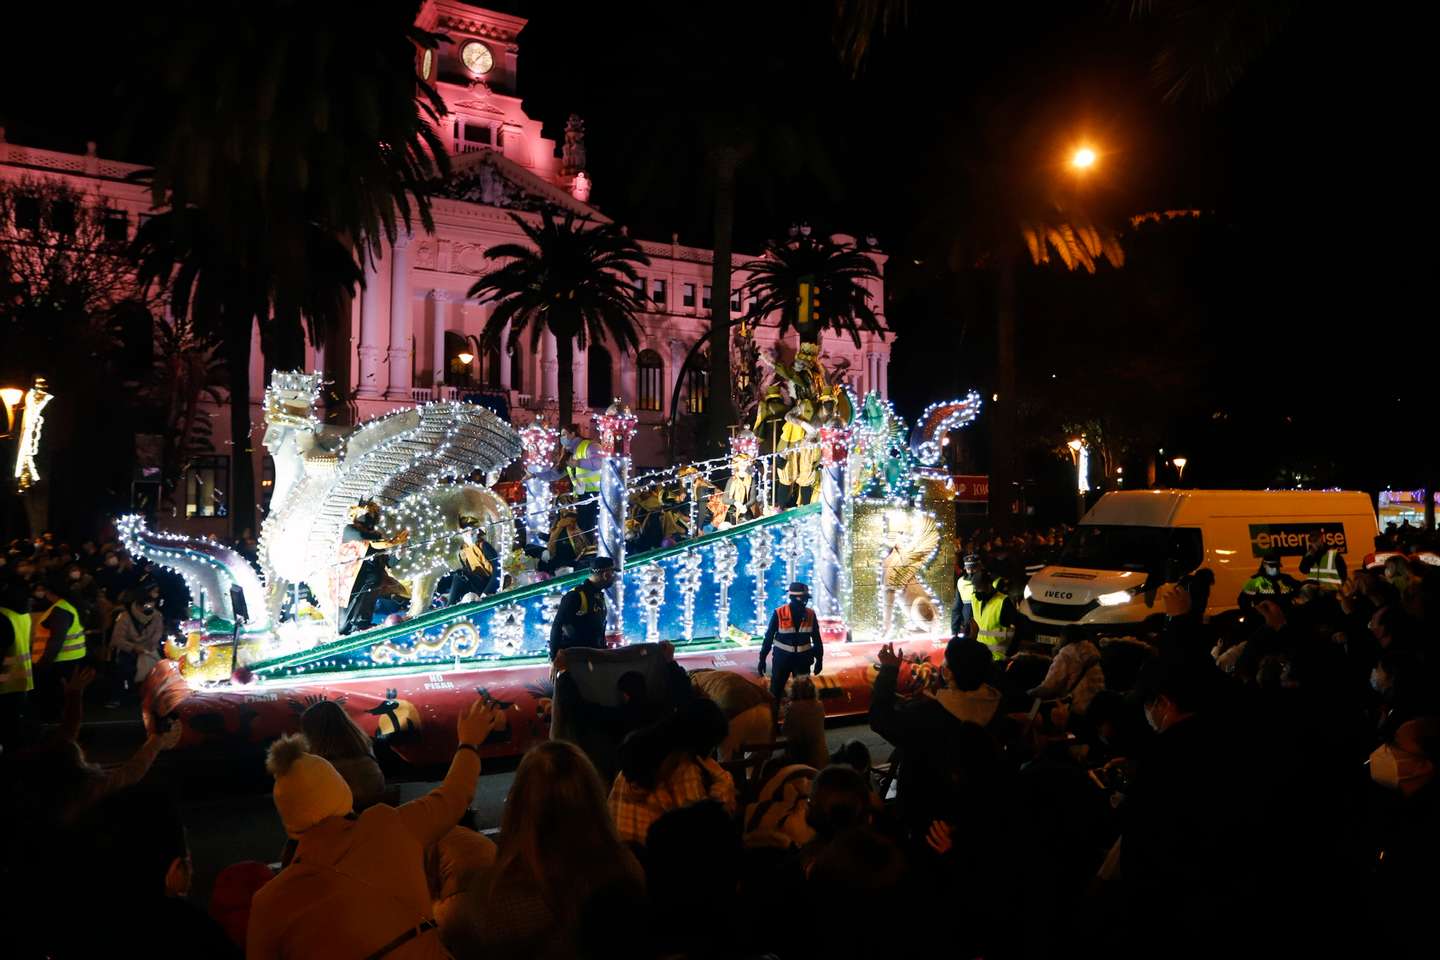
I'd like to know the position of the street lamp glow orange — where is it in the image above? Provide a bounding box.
[1070,146,1097,170]
[1173,456,1188,480]
[456,351,475,366]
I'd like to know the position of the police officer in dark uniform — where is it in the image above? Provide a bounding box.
[549,556,617,660]
[757,581,823,699]
[952,553,980,636]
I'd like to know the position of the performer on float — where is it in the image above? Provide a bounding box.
[527,504,595,574]
[337,501,409,635]
[549,556,616,659]
[444,518,501,606]
[756,581,824,700]
[760,343,834,508]
[717,430,759,528]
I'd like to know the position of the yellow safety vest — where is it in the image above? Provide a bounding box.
[32,599,86,664]
[973,593,1010,661]
[567,439,602,494]
[1308,548,1342,589]
[957,575,976,604]
[1,607,33,694]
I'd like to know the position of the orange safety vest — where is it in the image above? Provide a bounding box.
[774,604,816,640]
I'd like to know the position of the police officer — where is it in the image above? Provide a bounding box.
[952,554,980,636]
[757,581,823,699]
[1237,553,1301,611]
[549,556,616,660]
[1299,531,1346,591]
[968,571,1019,662]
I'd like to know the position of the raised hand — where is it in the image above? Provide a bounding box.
[457,698,501,746]
[876,642,901,669]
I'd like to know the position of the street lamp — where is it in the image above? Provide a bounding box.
[1067,437,1090,521]
[1070,146,1097,171]
[1173,456,1188,483]
[1,386,24,435]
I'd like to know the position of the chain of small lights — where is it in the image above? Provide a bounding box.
[713,536,739,638]
[262,370,325,431]
[116,514,269,631]
[594,401,638,633]
[777,519,806,587]
[539,589,562,644]
[491,603,526,656]
[747,526,775,634]
[636,562,666,643]
[814,422,851,619]
[848,392,920,503]
[519,421,559,544]
[911,393,983,466]
[675,548,703,641]
[13,382,53,490]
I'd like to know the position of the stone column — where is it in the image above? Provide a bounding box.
[430,290,449,388]
[357,258,385,398]
[879,352,889,399]
[384,233,413,401]
[499,321,513,391]
[572,342,588,412]
[541,330,559,403]
[666,338,685,416]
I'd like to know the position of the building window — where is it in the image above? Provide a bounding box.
[588,344,613,406]
[49,200,76,236]
[729,290,742,313]
[510,346,524,391]
[184,455,230,518]
[463,122,492,145]
[650,279,666,304]
[701,285,712,310]
[685,366,708,414]
[682,283,696,307]
[13,195,40,231]
[102,210,128,244]
[636,349,664,412]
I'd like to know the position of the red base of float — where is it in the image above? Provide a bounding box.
[143,636,951,768]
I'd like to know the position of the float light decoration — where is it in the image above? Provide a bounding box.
[519,420,559,542]
[13,378,54,491]
[912,392,983,466]
[676,548,704,641]
[594,399,637,632]
[713,536,740,638]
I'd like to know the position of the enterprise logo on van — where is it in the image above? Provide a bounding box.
[1248,523,1347,558]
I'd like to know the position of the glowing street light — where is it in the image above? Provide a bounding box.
[1071,146,1097,171]
[456,351,475,367]
[1066,437,1089,521]
[1173,456,1188,481]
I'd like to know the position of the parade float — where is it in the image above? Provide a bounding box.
[125,369,981,765]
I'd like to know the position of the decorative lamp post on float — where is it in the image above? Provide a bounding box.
[518,421,558,545]
[593,399,638,637]
[1067,437,1090,522]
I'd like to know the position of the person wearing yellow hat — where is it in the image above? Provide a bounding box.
[248,698,500,958]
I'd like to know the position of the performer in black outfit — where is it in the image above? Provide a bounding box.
[339,502,408,635]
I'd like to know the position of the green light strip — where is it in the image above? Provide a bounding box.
[248,503,818,677]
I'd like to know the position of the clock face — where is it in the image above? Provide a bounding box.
[460,41,493,76]
[421,48,433,81]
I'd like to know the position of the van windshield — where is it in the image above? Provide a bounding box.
[1058,524,1202,575]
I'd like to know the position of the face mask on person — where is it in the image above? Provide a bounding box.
[30,593,48,611]
[104,557,119,569]
[68,569,82,581]
[1263,564,1278,577]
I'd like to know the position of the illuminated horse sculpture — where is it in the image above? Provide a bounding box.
[257,372,521,627]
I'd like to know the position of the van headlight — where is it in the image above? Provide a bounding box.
[1023,584,1033,600]
[1097,590,1133,607]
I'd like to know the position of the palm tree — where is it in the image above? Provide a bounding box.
[469,209,650,429]
[126,0,448,535]
[738,231,884,347]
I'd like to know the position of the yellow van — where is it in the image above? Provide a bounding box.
[1021,490,1378,634]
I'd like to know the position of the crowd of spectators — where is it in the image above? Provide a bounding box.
[3,514,1435,958]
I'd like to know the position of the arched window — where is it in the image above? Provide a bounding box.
[509,345,524,392]
[485,343,502,388]
[685,366,708,414]
[636,349,664,412]
[444,331,471,386]
[588,344,613,407]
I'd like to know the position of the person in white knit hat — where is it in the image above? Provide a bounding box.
[247,698,500,959]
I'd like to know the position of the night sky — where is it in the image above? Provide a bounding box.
[0,1,1428,491]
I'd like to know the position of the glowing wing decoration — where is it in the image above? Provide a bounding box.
[883,512,940,588]
[302,402,522,583]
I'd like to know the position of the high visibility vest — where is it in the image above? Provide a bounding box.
[1242,574,1291,597]
[774,604,816,649]
[973,593,1010,661]
[957,575,976,604]
[1,607,33,694]
[1308,549,1342,588]
[566,439,602,494]
[32,599,86,664]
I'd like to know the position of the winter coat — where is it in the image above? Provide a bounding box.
[246,750,480,959]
